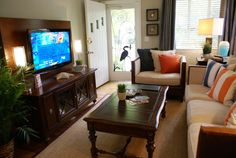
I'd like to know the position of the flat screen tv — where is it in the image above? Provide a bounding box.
[28,29,72,72]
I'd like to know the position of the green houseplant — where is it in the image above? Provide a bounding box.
[0,60,37,157]
[76,59,83,65]
[203,42,212,59]
[117,84,126,101]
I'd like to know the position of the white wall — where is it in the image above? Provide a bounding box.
[0,0,87,63]
[141,0,162,49]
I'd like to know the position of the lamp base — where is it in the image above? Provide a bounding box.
[206,37,212,45]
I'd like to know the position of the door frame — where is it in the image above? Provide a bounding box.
[105,0,141,81]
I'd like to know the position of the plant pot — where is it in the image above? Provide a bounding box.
[118,92,126,101]
[203,54,211,60]
[0,139,14,158]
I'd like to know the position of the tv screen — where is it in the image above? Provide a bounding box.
[29,29,72,72]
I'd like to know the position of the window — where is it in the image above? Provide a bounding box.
[175,0,221,49]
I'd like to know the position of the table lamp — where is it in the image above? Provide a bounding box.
[198,18,224,47]
[13,46,27,67]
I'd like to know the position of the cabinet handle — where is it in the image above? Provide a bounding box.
[49,108,53,114]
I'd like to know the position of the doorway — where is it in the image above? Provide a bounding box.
[106,1,141,81]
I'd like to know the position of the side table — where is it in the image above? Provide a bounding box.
[196,57,208,65]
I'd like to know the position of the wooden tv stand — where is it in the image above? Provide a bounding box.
[25,68,97,141]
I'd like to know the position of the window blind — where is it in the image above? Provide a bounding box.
[175,0,221,49]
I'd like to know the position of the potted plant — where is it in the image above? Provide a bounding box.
[117,84,126,101]
[0,61,37,158]
[203,42,212,59]
[76,59,83,65]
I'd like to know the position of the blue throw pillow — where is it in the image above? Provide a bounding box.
[137,49,154,71]
[203,59,227,87]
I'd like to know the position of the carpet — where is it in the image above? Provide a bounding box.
[35,95,187,158]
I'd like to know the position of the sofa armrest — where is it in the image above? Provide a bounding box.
[131,57,140,84]
[180,56,187,88]
[197,126,236,158]
[188,65,207,85]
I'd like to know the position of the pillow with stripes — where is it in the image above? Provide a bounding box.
[208,68,236,106]
[203,59,226,87]
[224,102,236,128]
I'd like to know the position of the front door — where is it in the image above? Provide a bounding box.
[85,0,109,87]
[107,1,141,81]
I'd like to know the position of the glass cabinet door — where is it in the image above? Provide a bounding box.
[75,77,89,107]
[55,84,77,119]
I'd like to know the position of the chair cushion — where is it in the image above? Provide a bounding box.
[135,71,180,85]
[159,54,180,73]
[208,68,236,106]
[185,84,212,103]
[137,49,154,71]
[151,50,175,72]
[187,100,229,126]
[203,59,225,88]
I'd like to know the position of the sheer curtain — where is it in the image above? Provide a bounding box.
[221,0,236,55]
[159,0,176,50]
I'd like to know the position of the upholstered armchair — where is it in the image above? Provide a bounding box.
[131,55,186,100]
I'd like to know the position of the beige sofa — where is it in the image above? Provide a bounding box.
[185,65,236,158]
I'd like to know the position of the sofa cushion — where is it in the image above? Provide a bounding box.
[151,50,175,72]
[188,123,222,158]
[208,68,236,106]
[203,59,225,88]
[135,71,180,85]
[187,100,229,126]
[137,49,154,71]
[159,54,180,73]
[185,84,212,103]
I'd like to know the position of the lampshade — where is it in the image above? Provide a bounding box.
[74,40,82,53]
[198,18,224,36]
[13,46,27,67]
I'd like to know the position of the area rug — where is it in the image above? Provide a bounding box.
[35,98,187,158]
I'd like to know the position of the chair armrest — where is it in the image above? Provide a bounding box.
[188,65,207,85]
[197,126,236,158]
[131,57,140,84]
[180,56,187,87]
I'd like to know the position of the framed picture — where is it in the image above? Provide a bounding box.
[146,24,159,36]
[146,9,158,21]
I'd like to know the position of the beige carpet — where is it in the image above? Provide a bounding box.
[36,95,187,158]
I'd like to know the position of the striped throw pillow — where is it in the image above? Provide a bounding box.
[203,59,226,87]
[208,68,236,106]
[224,102,236,128]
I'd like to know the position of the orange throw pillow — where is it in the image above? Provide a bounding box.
[159,54,180,73]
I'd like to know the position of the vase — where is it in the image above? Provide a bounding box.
[118,92,126,101]
[203,54,211,60]
[219,41,230,57]
[0,139,14,158]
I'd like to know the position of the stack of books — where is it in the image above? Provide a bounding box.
[212,55,228,64]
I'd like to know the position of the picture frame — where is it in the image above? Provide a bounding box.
[146,24,159,36]
[146,9,159,21]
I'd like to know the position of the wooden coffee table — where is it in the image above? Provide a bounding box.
[84,85,168,158]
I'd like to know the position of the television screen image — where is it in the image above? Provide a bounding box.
[29,30,72,71]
